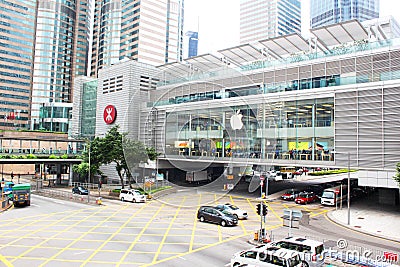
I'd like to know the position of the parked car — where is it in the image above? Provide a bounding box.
[72,186,89,195]
[197,206,238,227]
[281,189,301,201]
[216,203,248,220]
[295,192,319,204]
[267,236,325,267]
[230,246,305,267]
[119,189,146,203]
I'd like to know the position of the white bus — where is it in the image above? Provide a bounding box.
[321,185,348,206]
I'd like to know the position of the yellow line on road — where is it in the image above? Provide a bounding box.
[230,195,247,234]
[266,202,283,222]
[310,209,329,217]
[146,232,250,267]
[116,203,166,267]
[80,202,151,266]
[151,197,186,263]
[189,193,201,252]
[37,205,129,267]
[0,253,12,267]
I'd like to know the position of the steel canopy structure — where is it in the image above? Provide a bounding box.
[218,44,266,66]
[157,19,390,80]
[310,20,369,49]
[258,33,310,58]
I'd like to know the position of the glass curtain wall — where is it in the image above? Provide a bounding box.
[165,97,334,161]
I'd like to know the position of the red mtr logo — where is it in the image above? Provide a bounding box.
[103,105,117,124]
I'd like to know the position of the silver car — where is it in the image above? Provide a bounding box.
[216,203,248,220]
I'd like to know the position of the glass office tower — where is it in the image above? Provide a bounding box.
[0,0,36,129]
[0,0,91,131]
[310,0,380,28]
[32,0,91,131]
[91,0,184,77]
[240,0,301,44]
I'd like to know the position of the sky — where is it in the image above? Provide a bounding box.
[184,0,400,55]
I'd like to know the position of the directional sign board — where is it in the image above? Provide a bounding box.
[283,209,303,219]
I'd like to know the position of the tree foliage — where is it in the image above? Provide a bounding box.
[393,162,400,187]
[73,125,156,187]
[89,125,148,188]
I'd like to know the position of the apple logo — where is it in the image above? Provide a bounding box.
[230,110,243,130]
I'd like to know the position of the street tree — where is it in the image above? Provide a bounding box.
[393,162,400,187]
[92,125,148,188]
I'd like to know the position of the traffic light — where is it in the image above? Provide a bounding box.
[262,204,268,215]
[256,203,261,215]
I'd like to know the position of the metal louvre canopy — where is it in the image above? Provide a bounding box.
[258,33,310,58]
[157,61,192,78]
[218,44,265,66]
[311,19,368,48]
[185,53,226,72]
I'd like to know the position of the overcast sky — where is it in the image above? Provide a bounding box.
[184,0,400,55]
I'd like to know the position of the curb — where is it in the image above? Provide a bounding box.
[0,202,13,213]
[326,211,400,244]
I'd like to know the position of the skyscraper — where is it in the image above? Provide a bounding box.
[310,0,380,29]
[0,0,36,129]
[185,31,198,58]
[240,0,301,44]
[91,0,184,77]
[0,0,91,131]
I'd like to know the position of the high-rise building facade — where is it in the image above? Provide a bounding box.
[91,0,184,77]
[185,31,198,58]
[0,0,92,131]
[310,0,380,28]
[240,0,301,44]
[0,0,36,129]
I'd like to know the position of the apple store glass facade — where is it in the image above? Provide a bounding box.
[164,97,334,161]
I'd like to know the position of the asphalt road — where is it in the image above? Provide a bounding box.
[0,187,398,267]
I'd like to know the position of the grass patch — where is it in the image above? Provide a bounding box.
[309,169,357,176]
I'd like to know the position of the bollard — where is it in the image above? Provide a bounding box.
[254,230,259,241]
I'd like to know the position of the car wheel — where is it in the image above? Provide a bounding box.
[121,197,124,202]
[132,198,136,203]
[233,214,239,220]
[199,216,205,222]
[220,220,227,227]
[233,263,241,267]
[300,260,309,267]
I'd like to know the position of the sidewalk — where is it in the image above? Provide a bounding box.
[327,200,400,242]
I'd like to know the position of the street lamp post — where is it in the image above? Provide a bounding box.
[347,151,351,225]
[333,151,351,225]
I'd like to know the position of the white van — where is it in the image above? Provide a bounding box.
[231,246,305,267]
[119,189,146,203]
[268,237,325,267]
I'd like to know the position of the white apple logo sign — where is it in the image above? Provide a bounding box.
[230,110,243,130]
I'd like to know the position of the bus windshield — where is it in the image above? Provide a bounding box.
[322,191,335,199]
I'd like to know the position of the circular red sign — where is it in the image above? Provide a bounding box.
[103,105,117,124]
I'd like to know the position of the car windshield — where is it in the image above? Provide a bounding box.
[221,210,232,216]
[78,187,86,190]
[298,193,308,197]
[286,190,296,194]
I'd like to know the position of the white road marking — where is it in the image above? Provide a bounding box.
[31,204,40,207]
[53,200,65,205]
[74,251,87,255]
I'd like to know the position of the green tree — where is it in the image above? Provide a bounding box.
[72,162,89,181]
[393,162,400,187]
[91,125,148,188]
[145,147,160,161]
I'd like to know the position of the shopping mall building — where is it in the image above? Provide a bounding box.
[75,19,400,202]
